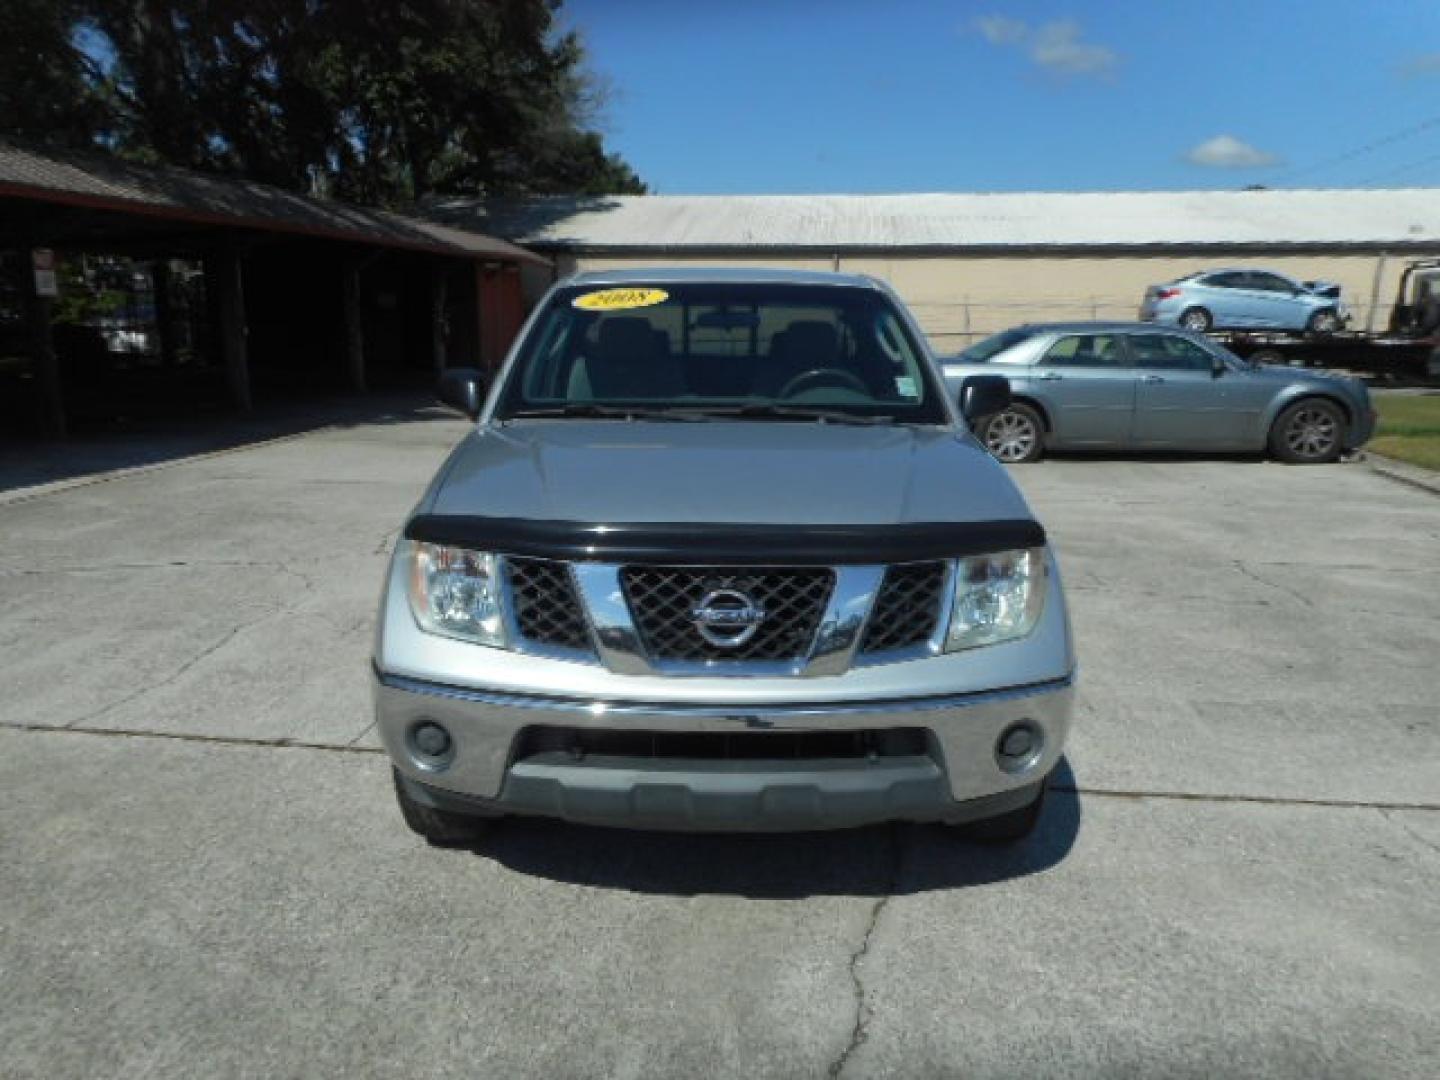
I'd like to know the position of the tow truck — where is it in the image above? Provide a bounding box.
[1208,259,1440,383]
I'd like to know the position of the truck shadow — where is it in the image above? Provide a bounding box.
[472,758,1081,899]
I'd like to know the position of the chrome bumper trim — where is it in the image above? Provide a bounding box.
[375,666,1074,718]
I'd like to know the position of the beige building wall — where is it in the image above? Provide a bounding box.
[552,249,1439,352]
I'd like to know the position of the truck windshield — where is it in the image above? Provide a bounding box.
[494,282,950,424]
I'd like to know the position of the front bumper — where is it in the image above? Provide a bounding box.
[375,670,1075,831]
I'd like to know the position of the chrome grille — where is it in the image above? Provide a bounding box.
[861,561,947,654]
[506,558,593,652]
[620,566,834,662]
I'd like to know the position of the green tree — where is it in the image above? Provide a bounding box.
[4,0,645,204]
[0,1,109,147]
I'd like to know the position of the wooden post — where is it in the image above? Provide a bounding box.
[342,261,366,393]
[431,264,449,375]
[152,259,177,368]
[26,283,65,439]
[213,245,251,412]
[1366,252,1389,333]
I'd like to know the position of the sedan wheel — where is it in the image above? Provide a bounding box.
[1179,307,1212,332]
[981,404,1044,463]
[1270,399,1345,464]
[1307,309,1340,334]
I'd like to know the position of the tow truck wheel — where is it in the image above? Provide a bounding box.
[1307,309,1341,334]
[1270,398,1346,464]
[1179,306,1212,332]
[393,767,495,847]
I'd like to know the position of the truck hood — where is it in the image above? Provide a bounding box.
[424,420,1033,526]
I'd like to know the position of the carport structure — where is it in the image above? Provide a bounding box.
[0,142,547,437]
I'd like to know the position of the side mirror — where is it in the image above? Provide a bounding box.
[959,374,1012,422]
[1211,358,1226,379]
[437,368,486,419]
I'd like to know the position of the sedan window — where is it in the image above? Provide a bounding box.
[1203,272,1245,289]
[1041,334,1125,367]
[1129,334,1215,372]
[1249,273,1298,294]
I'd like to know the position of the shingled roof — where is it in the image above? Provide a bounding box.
[0,141,546,264]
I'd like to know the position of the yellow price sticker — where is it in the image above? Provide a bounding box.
[572,288,670,312]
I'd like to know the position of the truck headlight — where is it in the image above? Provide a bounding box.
[407,542,508,647]
[944,547,1046,651]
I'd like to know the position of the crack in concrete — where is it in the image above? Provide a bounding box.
[1049,783,1438,812]
[345,720,378,748]
[2,719,385,755]
[1378,808,1440,858]
[827,825,903,1079]
[1233,559,1315,608]
[7,719,1440,816]
[64,611,279,729]
[0,558,292,576]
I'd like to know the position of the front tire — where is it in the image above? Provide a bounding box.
[956,777,1049,844]
[979,403,1045,463]
[393,768,494,847]
[1269,398,1346,464]
[1179,306,1213,332]
[1307,308,1341,335]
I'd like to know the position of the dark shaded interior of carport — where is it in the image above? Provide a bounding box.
[0,155,538,439]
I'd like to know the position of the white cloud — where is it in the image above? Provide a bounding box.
[1029,20,1117,76]
[1398,53,1440,77]
[974,15,1028,46]
[971,15,1118,79]
[1184,135,1281,169]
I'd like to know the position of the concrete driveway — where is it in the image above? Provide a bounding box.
[2,402,1437,1079]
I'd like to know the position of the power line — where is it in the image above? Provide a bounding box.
[1273,113,1440,184]
[1359,148,1440,186]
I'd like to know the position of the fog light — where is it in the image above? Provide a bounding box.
[409,720,453,769]
[996,721,1043,773]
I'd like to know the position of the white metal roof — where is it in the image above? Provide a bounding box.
[429,189,1440,251]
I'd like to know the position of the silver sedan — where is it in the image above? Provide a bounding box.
[943,322,1376,464]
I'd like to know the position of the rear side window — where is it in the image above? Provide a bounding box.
[1041,334,1125,368]
[1202,272,1244,289]
[1129,334,1215,372]
[963,327,1036,362]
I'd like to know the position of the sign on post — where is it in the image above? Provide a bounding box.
[32,249,58,298]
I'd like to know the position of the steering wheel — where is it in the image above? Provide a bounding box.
[777,368,869,399]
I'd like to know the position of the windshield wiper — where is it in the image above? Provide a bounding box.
[504,404,706,422]
[685,404,896,425]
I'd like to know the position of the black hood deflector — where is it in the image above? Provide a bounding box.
[404,515,1045,565]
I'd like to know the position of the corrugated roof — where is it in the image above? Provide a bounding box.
[0,141,546,264]
[427,190,1440,251]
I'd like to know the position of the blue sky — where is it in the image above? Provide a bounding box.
[563,0,1440,194]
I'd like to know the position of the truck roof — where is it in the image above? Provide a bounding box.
[562,266,882,289]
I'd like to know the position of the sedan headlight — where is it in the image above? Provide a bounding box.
[407,542,508,647]
[944,547,1046,651]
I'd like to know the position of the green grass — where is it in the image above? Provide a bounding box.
[1372,394,1440,469]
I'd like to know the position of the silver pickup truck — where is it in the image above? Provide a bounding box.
[373,269,1076,844]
